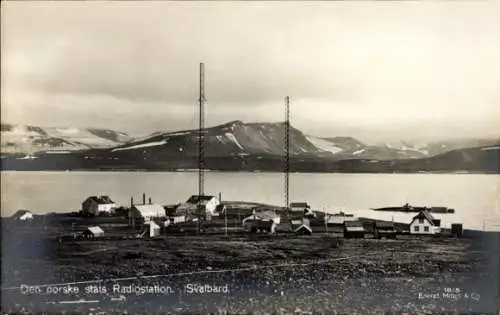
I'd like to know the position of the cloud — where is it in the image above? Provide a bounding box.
[2,1,500,141]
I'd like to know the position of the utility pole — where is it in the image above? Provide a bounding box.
[324,208,328,233]
[284,96,290,212]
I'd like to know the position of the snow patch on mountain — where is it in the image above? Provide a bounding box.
[306,136,343,154]
[112,140,167,152]
[225,133,245,150]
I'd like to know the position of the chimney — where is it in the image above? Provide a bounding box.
[130,196,134,207]
[149,197,152,205]
[142,193,146,205]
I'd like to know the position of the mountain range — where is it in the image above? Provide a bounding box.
[1,121,499,173]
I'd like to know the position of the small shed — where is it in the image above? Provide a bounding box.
[451,223,463,238]
[148,220,161,238]
[293,218,313,235]
[11,209,33,221]
[343,220,365,239]
[373,221,397,239]
[82,226,104,239]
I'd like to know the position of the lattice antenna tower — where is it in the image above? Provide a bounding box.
[284,96,290,211]
[198,62,205,197]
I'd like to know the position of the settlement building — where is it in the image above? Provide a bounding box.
[292,218,313,235]
[343,220,365,239]
[11,209,33,221]
[373,221,397,239]
[409,211,441,235]
[290,202,310,212]
[130,204,166,223]
[82,196,117,216]
[242,211,280,234]
[325,212,357,225]
[176,195,221,219]
[82,226,104,239]
[148,220,161,238]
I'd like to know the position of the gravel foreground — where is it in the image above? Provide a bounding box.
[2,230,499,314]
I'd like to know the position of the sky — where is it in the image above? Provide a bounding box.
[2,1,500,142]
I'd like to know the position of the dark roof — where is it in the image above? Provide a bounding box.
[85,195,115,205]
[344,220,363,227]
[374,221,395,228]
[290,202,309,207]
[412,211,436,225]
[294,224,312,233]
[186,195,215,203]
[11,209,31,218]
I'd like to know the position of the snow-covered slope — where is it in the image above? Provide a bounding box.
[1,123,132,154]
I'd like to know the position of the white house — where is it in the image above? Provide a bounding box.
[130,204,166,223]
[82,196,117,215]
[242,210,281,233]
[176,195,220,218]
[11,209,33,221]
[325,212,357,225]
[409,211,441,235]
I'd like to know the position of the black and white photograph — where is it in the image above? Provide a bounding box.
[1,1,500,314]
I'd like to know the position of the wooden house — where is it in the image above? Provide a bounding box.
[11,209,33,221]
[409,211,441,235]
[176,195,221,219]
[290,202,310,212]
[130,204,166,223]
[343,220,365,239]
[242,211,280,234]
[82,196,117,216]
[373,221,397,239]
[82,226,104,239]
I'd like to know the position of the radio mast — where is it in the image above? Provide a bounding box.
[284,96,290,211]
[198,62,205,197]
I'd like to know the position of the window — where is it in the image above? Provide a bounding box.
[424,226,429,232]
[418,218,424,224]
[414,226,419,232]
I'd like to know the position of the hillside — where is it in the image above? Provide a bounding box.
[1,123,132,154]
[1,120,498,173]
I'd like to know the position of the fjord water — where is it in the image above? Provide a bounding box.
[1,171,499,231]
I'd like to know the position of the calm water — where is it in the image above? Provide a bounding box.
[1,171,499,231]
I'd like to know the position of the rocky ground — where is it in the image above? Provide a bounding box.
[2,226,498,314]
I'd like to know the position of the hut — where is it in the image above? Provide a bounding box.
[451,223,463,238]
[82,226,104,239]
[373,221,397,239]
[293,218,313,235]
[148,220,161,238]
[343,220,365,239]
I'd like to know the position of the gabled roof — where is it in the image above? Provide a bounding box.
[344,220,363,227]
[132,204,165,217]
[411,211,437,226]
[86,226,104,234]
[11,209,31,218]
[294,224,312,233]
[374,221,395,228]
[243,211,279,222]
[290,202,309,208]
[85,195,115,205]
[186,195,216,204]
